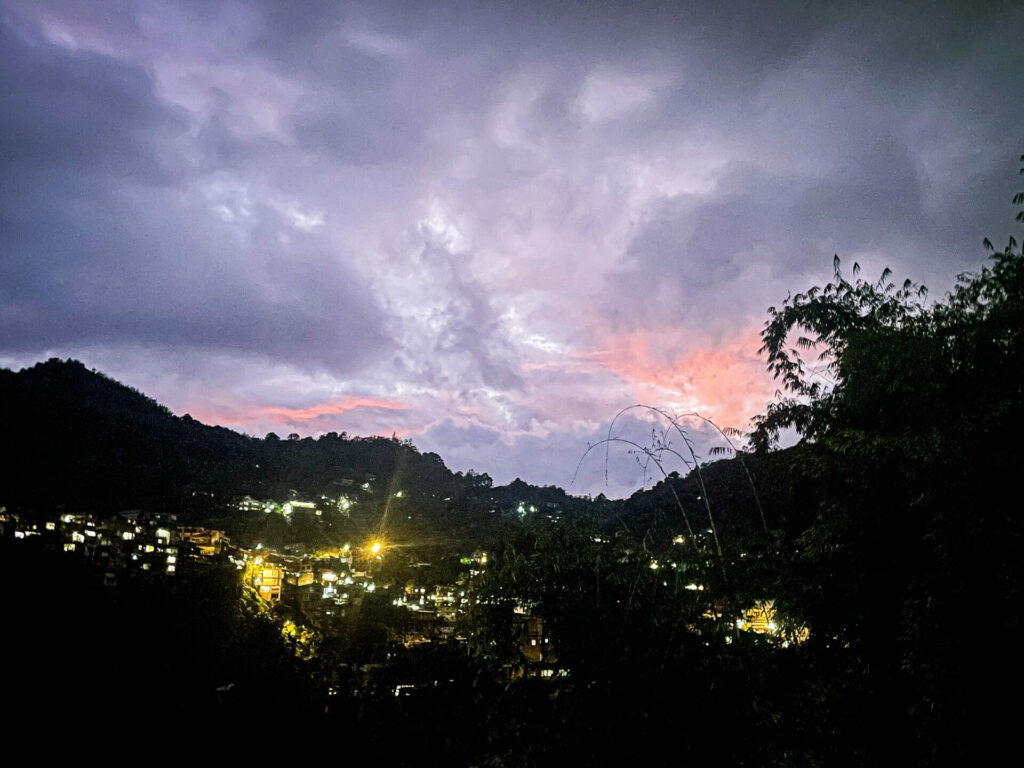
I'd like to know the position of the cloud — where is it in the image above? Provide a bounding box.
[419,411,742,500]
[199,395,408,425]
[0,10,392,374]
[2,0,1022,497]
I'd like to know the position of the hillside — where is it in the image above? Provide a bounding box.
[0,359,789,553]
[0,359,255,511]
[0,359,462,509]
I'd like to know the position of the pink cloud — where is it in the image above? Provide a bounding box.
[586,326,775,429]
[183,395,409,429]
[259,397,408,422]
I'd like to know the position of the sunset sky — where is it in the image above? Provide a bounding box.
[2,0,1022,497]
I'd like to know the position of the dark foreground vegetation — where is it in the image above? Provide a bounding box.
[1,160,1021,764]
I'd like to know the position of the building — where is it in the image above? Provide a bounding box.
[177,526,228,556]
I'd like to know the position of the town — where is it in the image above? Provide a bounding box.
[1,484,793,700]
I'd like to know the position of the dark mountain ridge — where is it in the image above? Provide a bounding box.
[0,358,789,552]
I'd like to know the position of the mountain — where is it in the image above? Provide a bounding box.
[602,447,806,554]
[0,358,254,511]
[0,358,792,554]
[0,360,589,544]
[0,359,459,511]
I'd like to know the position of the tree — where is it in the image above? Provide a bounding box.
[752,156,1024,764]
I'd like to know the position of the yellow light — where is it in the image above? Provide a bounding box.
[370,541,382,555]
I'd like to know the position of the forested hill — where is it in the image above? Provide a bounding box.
[602,447,807,553]
[0,359,248,511]
[0,358,780,543]
[0,358,469,515]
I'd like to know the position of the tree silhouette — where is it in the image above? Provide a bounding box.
[751,155,1024,764]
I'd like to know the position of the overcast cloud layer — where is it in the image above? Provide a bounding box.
[2,0,1022,497]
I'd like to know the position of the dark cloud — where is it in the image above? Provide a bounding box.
[287,89,424,165]
[416,246,523,391]
[2,0,1022,496]
[0,18,185,183]
[0,9,391,373]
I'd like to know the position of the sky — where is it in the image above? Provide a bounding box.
[2,0,1022,498]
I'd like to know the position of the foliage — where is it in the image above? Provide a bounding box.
[750,156,1024,763]
[0,537,320,724]
[462,514,798,766]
